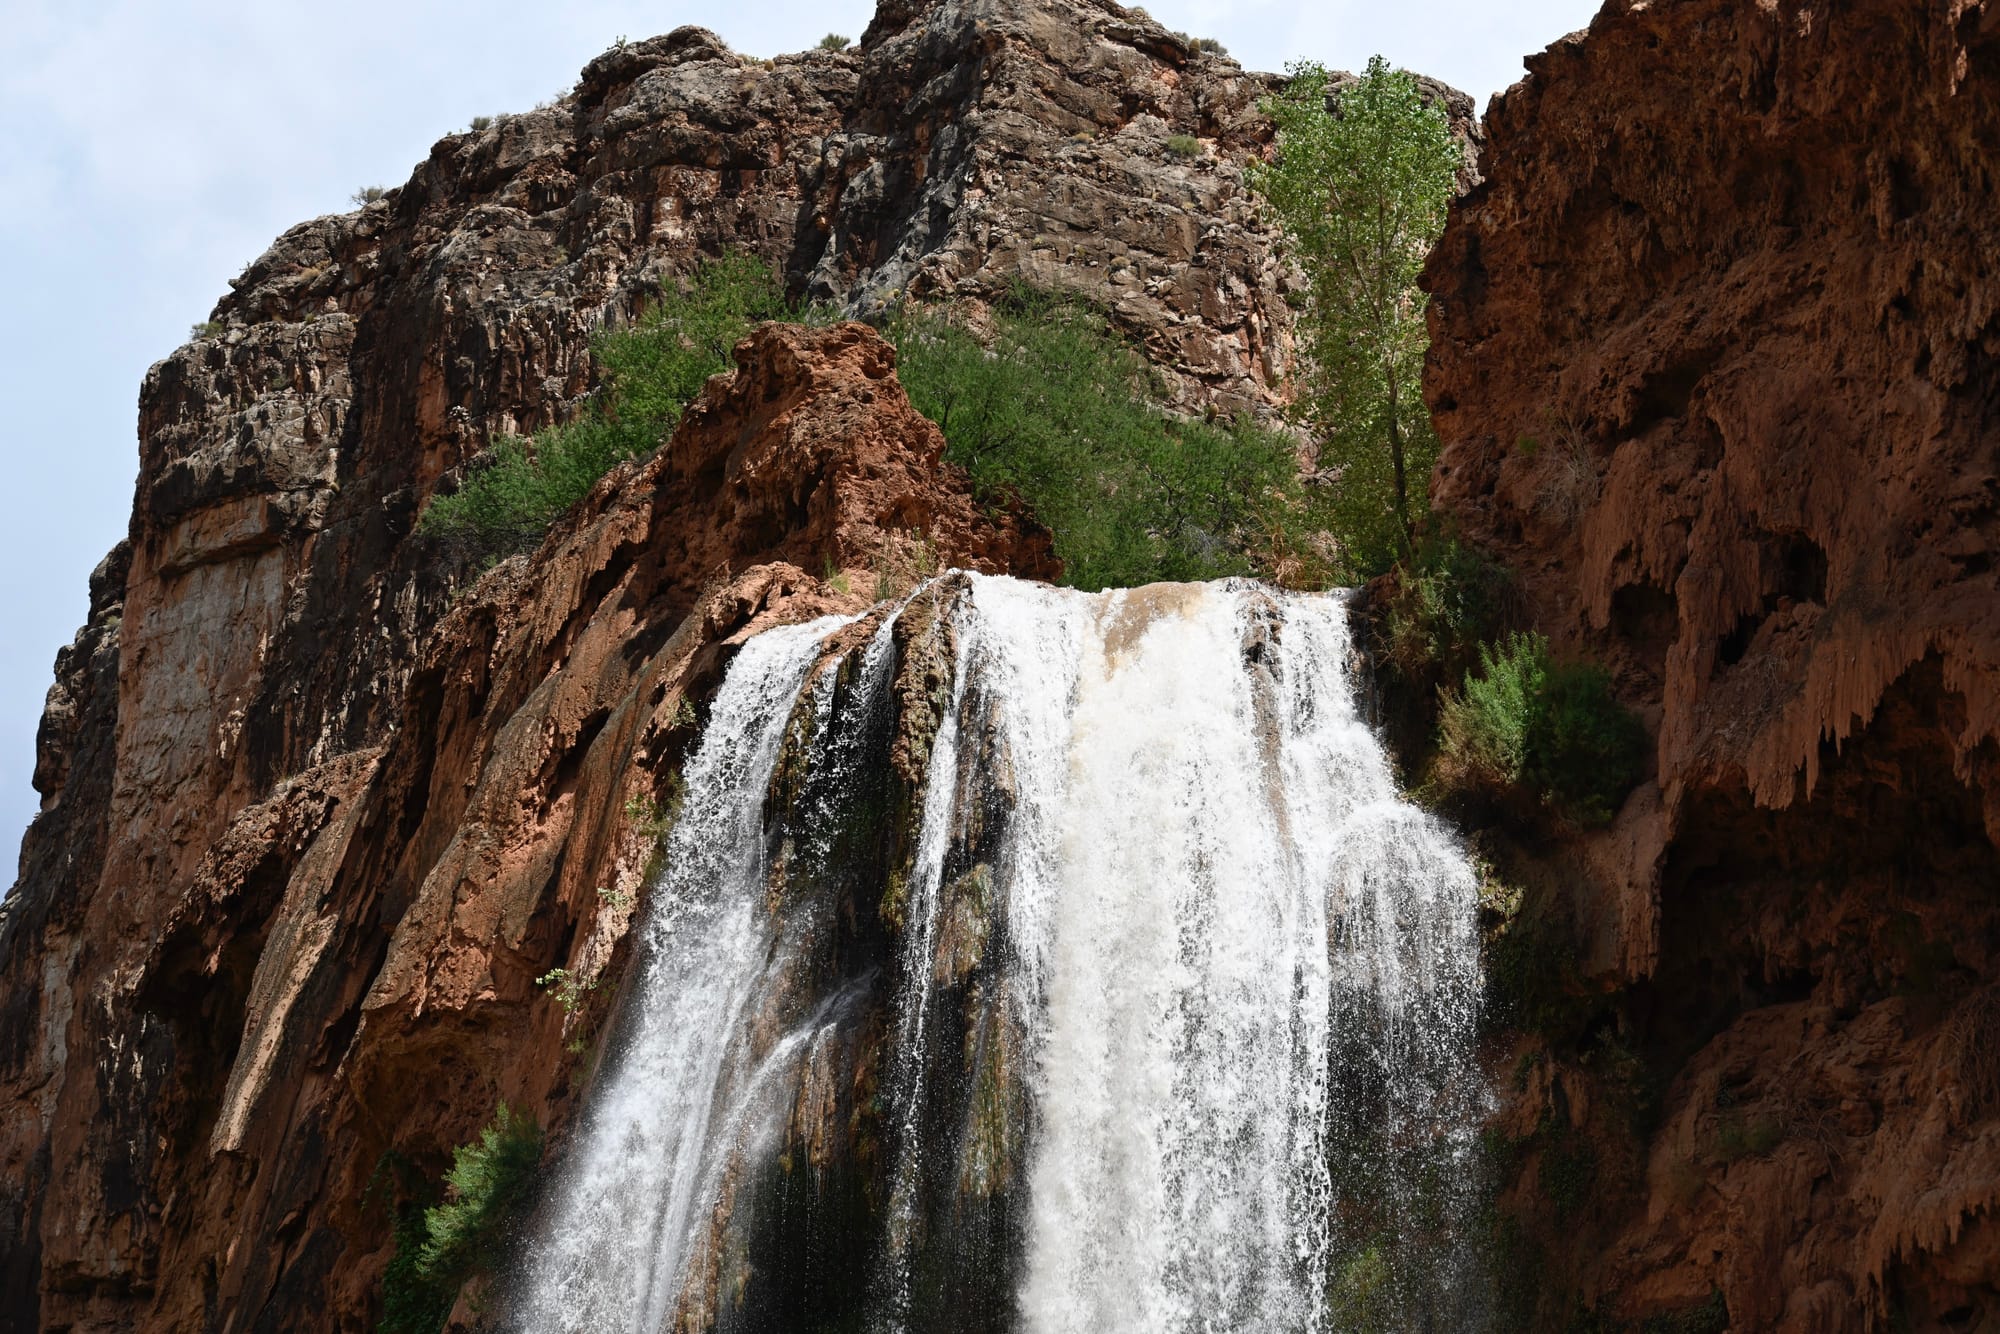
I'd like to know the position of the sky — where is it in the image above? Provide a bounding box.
[0,0,1602,876]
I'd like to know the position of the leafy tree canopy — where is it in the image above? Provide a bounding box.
[1251,55,1461,579]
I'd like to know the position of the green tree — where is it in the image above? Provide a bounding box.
[1251,56,1461,577]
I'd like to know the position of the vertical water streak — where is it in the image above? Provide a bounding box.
[513,615,854,1334]
[875,587,977,1323]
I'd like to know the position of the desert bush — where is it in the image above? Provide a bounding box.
[1191,36,1229,56]
[469,114,493,132]
[418,254,791,563]
[818,33,852,50]
[1435,632,1645,825]
[377,1104,542,1333]
[888,289,1319,590]
[1381,535,1512,686]
[1165,133,1203,158]
[1522,658,1648,824]
[352,185,387,206]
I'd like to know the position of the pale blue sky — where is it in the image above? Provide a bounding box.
[0,0,1601,873]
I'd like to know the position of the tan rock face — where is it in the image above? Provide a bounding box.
[1423,0,2000,1325]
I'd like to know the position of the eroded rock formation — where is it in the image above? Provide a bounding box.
[1423,0,2000,1326]
[0,316,1050,1331]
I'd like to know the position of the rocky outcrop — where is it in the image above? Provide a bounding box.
[0,2,1289,1327]
[0,314,1048,1331]
[1423,0,2000,1326]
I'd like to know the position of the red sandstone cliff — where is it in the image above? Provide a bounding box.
[1424,0,2000,1327]
[0,314,1050,1332]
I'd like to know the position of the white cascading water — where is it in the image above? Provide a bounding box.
[513,614,857,1333]
[515,575,1487,1333]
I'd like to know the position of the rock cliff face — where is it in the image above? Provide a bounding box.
[0,1,1271,1327]
[1424,0,2000,1326]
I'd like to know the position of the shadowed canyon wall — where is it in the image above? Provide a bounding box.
[1422,0,2000,1326]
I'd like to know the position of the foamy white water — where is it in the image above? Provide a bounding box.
[512,615,855,1333]
[513,577,1485,1333]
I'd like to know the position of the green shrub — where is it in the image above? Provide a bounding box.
[379,1104,544,1333]
[1190,36,1229,56]
[352,185,387,206]
[1436,631,1546,794]
[189,320,224,341]
[889,289,1321,590]
[1164,133,1203,158]
[1382,535,1511,686]
[1523,659,1649,825]
[418,254,791,563]
[1435,632,1646,824]
[468,115,493,132]
[818,32,852,50]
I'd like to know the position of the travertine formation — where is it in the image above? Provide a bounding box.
[1422,0,2000,1326]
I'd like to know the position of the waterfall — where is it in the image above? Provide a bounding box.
[514,576,1487,1333]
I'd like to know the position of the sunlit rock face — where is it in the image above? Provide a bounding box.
[1422,0,2000,1325]
[513,574,1487,1334]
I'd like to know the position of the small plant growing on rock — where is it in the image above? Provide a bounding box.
[1165,133,1203,158]
[818,33,852,51]
[1191,36,1229,56]
[189,320,224,341]
[351,185,387,206]
[468,114,493,132]
[376,1105,543,1333]
[624,774,686,842]
[536,967,598,1014]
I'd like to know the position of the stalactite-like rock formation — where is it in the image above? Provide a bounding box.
[1423,0,2000,1325]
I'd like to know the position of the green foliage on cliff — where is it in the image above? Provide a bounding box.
[377,1104,544,1334]
[890,289,1328,590]
[1251,55,1462,578]
[417,255,790,563]
[1433,632,1647,825]
[421,256,1339,588]
[1380,535,1512,688]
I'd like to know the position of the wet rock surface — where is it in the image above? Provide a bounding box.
[1423,0,2000,1325]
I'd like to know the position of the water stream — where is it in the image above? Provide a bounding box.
[515,575,1486,1333]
